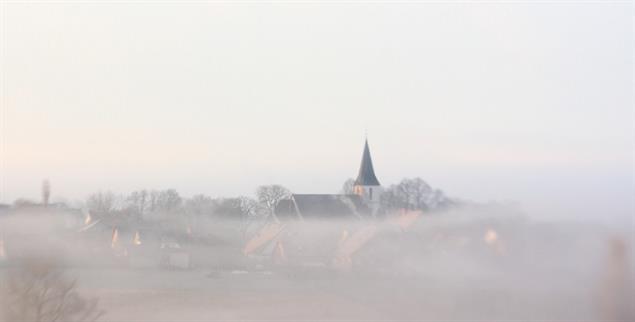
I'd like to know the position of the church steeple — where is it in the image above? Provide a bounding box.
[353,139,381,208]
[354,139,380,186]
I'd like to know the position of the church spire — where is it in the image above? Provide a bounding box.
[354,139,380,186]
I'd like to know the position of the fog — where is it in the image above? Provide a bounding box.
[1,205,632,321]
[1,1,632,320]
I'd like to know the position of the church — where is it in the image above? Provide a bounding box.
[275,139,382,220]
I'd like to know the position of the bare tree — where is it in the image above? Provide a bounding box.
[125,190,150,217]
[150,189,182,214]
[396,178,432,210]
[211,198,243,219]
[136,189,183,220]
[85,191,119,214]
[238,196,265,236]
[256,185,291,222]
[1,255,104,322]
[340,178,355,195]
[380,187,403,210]
[184,194,215,216]
[239,196,262,218]
[380,177,451,211]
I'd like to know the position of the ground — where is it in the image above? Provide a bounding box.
[1,211,632,321]
[70,265,597,321]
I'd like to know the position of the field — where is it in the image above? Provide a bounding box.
[1,210,632,321]
[77,266,596,321]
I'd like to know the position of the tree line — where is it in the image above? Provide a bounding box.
[341,177,456,211]
[84,185,291,223]
[84,177,454,222]
[10,177,456,222]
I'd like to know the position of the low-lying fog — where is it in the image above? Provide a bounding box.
[1,206,632,321]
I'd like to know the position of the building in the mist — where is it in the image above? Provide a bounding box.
[352,139,382,211]
[0,180,86,228]
[275,194,370,220]
[275,139,382,219]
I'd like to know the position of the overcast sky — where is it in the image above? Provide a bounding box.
[1,1,632,224]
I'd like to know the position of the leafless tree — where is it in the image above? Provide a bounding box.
[381,177,450,211]
[211,198,242,218]
[238,196,265,236]
[396,178,432,210]
[184,194,215,216]
[125,189,150,217]
[239,196,263,218]
[85,191,119,214]
[340,178,355,195]
[149,189,182,214]
[256,185,290,222]
[1,255,104,322]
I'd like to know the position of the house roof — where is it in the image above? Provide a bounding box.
[354,139,380,186]
[275,194,371,220]
[275,199,298,220]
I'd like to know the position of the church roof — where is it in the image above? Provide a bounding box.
[274,194,371,220]
[354,139,380,186]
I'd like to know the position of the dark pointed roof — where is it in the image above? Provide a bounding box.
[274,194,371,220]
[354,140,380,186]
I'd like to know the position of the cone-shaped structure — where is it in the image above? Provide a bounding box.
[354,140,380,186]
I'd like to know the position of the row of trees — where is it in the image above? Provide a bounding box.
[381,177,453,211]
[11,177,453,222]
[84,185,291,222]
[342,177,454,211]
[77,177,453,223]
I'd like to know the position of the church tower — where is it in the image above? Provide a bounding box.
[353,139,381,206]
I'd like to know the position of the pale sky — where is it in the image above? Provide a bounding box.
[1,1,632,224]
